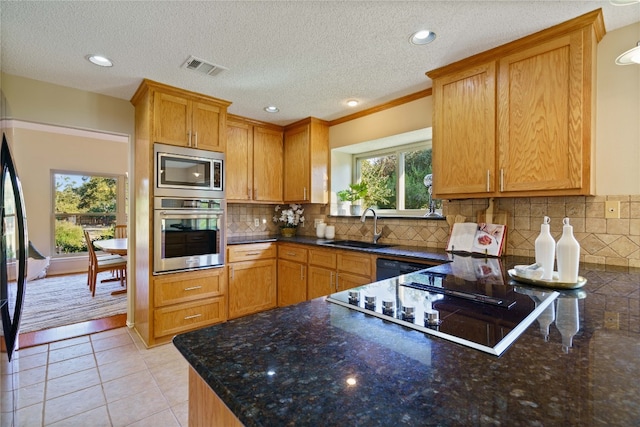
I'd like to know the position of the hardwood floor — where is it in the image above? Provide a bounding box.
[18,313,127,349]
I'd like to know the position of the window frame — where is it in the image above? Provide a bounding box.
[51,170,127,257]
[353,140,433,216]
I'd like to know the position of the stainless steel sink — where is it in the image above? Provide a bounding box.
[323,240,394,249]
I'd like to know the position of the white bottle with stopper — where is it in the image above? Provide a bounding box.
[534,216,556,281]
[556,217,580,283]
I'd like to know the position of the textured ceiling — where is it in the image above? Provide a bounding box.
[1,1,639,126]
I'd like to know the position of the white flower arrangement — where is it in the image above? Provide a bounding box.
[273,204,305,229]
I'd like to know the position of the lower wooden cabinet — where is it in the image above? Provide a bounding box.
[277,244,308,306]
[307,247,374,298]
[150,267,227,343]
[228,243,277,319]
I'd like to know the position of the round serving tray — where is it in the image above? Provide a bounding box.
[507,269,587,290]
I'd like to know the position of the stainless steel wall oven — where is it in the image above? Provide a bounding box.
[153,197,224,274]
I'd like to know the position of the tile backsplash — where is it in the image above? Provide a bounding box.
[227,195,640,268]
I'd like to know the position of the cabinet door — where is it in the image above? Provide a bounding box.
[253,127,283,202]
[337,251,373,279]
[432,62,496,198]
[226,120,252,201]
[192,101,224,152]
[228,259,277,319]
[153,91,191,147]
[278,259,307,306]
[283,124,310,202]
[497,32,588,194]
[336,272,371,292]
[308,265,335,299]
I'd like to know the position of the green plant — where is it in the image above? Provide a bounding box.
[337,182,368,203]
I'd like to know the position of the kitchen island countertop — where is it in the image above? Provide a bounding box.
[174,257,640,426]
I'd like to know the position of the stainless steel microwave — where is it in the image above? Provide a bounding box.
[154,143,224,198]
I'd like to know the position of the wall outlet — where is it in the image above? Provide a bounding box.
[605,201,620,219]
[254,218,260,227]
[604,311,620,329]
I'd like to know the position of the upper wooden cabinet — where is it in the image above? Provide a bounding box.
[283,118,329,203]
[428,9,604,199]
[134,80,231,152]
[227,115,283,203]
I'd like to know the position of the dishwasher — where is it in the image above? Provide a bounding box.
[376,258,432,281]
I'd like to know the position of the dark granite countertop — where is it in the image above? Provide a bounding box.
[227,235,451,265]
[174,256,640,426]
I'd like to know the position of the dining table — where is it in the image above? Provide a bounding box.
[93,238,128,295]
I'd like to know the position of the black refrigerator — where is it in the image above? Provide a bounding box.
[0,132,28,427]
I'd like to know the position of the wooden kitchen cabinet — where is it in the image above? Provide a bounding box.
[152,81,230,152]
[432,62,496,197]
[283,117,329,203]
[428,10,603,199]
[227,115,283,202]
[227,243,277,319]
[151,267,227,342]
[307,247,374,298]
[277,244,308,306]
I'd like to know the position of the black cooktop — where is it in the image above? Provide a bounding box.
[326,257,558,356]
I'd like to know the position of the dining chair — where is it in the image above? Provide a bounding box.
[83,230,120,288]
[114,224,127,238]
[83,230,127,296]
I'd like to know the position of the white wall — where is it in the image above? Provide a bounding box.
[595,21,640,195]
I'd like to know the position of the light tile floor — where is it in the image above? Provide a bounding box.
[13,327,188,426]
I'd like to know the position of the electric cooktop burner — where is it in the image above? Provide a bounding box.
[326,258,558,356]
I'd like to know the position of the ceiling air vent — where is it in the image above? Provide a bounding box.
[182,56,227,77]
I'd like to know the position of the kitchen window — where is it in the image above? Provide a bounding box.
[52,171,127,256]
[353,141,434,215]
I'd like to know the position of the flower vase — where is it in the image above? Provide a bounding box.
[281,227,297,237]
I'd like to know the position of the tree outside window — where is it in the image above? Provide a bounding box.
[53,172,126,255]
[356,143,434,213]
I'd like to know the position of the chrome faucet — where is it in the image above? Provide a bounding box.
[360,207,382,244]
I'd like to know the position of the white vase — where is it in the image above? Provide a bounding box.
[556,217,580,283]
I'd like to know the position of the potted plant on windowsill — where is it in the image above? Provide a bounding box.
[337,182,368,216]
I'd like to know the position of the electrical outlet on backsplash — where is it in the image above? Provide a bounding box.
[227,196,640,268]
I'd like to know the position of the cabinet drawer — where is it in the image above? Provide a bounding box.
[308,248,337,269]
[338,252,372,277]
[228,243,276,262]
[154,268,225,307]
[278,244,308,263]
[154,297,226,338]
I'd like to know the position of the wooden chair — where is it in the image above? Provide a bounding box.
[83,230,127,297]
[83,230,120,288]
[114,224,127,238]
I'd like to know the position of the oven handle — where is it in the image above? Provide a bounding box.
[156,210,223,219]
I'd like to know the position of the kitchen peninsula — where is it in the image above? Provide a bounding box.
[174,255,640,426]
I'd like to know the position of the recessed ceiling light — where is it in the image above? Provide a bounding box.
[86,54,113,67]
[610,0,640,5]
[346,99,359,107]
[615,41,640,65]
[409,30,436,45]
[264,106,279,113]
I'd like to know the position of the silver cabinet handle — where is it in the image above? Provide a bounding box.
[184,286,202,291]
[304,187,307,200]
[184,314,202,320]
[330,272,334,291]
[287,252,296,256]
[500,169,504,192]
[245,252,260,256]
[230,265,234,279]
[486,170,490,192]
[187,131,192,147]
[194,131,198,148]
[300,265,305,280]
[335,273,339,292]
